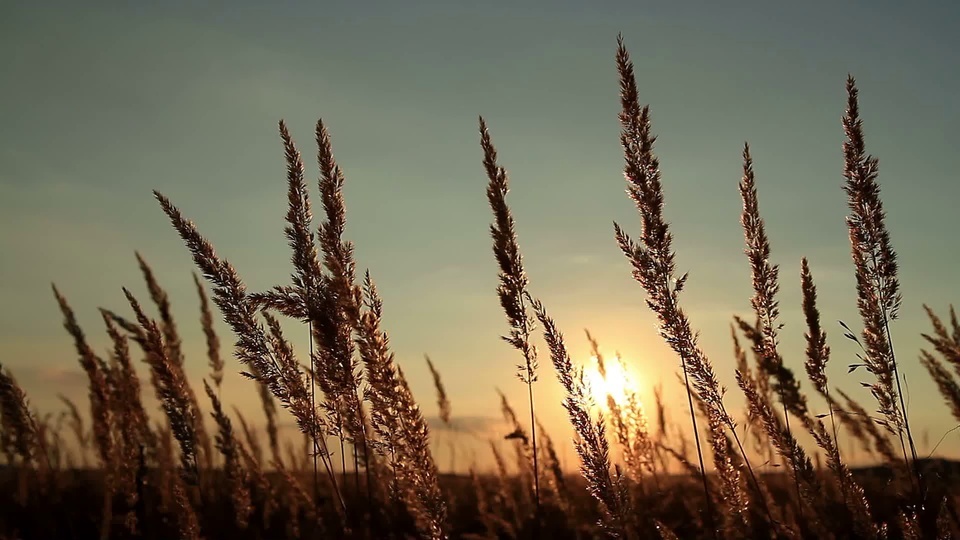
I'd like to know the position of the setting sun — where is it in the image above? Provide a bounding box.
[585,354,640,409]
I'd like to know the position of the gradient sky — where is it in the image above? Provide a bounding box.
[2,1,959,470]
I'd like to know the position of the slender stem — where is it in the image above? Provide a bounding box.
[679,361,717,539]
[660,282,717,539]
[527,375,540,519]
[339,423,347,490]
[779,398,804,522]
[827,394,841,457]
[355,389,374,507]
[390,445,398,496]
[728,426,777,529]
[250,311,343,512]
[868,251,921,497]
[826,390,848,509]
[515,293,540,530]
[298,327,344,514]
[364,436,374,510]
[883,316,924,498]
[757,296,804,524]
[309,321,320,506]
[312,403,344,515]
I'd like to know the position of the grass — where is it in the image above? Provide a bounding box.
[1,34,960,539]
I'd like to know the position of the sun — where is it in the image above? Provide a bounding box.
[585,354,639,409]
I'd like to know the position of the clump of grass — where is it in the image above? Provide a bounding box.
[355,272,448,538]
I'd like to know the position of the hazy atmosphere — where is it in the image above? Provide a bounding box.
[2,2,959,538]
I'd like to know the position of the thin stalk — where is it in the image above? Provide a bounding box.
[258,317,343,511]
[890,396,913,488]
[656,285,717,539]
[518,293,541,531]
[313,424,343,513]
[883,316,923,497]
[154,190,346,514]
[390,445,398,498]
[263,326,343,514]
[364,434,374,511]
[339,418,347,487]
[780,398,804,522]
[728,427,777,529]
[354,387,374,507]
[825,388,849,508]
[680,358,717,538]
[527,373,541,521]
[309,320,320,506]
[869,252,920,496]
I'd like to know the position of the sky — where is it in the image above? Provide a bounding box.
[1,1,959,471]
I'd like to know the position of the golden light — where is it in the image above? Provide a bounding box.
[585,354,639,409]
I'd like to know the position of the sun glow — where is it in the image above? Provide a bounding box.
[585,354,640,409]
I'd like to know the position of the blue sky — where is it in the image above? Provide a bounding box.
[2,1,959,468]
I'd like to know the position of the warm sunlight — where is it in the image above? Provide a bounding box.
[585,354,639,409]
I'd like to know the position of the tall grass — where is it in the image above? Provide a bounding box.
[1,35,958,540]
